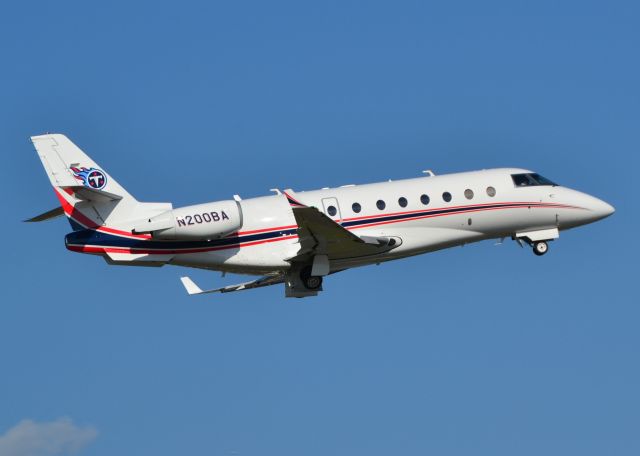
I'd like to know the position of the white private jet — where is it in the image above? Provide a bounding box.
[28,134,614,298]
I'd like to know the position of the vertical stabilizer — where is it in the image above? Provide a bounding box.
[31,134,136,201]
[30,133,149,231]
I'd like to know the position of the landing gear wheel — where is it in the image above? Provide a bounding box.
[533,241,548,256]
[300,266,323,290]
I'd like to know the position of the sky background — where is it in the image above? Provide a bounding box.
[1,1,638,455]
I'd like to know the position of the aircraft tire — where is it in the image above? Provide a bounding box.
[533,241,549,256]
[300,266,323,290]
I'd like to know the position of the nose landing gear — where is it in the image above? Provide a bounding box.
[532,240,549,256]
[513,228,558,257]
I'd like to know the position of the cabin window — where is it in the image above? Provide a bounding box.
[327,205,337,216]
[420,194,430,205]
[376,200,386,210]
[486,186,496,197]
[511,173,557,187]
[352,202,361,213]
[442,192,452,202]
[398,197,408,208]
[464,189,474,200]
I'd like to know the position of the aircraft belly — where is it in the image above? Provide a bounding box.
[169,238,296,274]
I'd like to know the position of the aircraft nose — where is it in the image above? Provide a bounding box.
[587,196,615,221]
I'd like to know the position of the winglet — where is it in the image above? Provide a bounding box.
[180,276,204,295]
[283,189,307,208]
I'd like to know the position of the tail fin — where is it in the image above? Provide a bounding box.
[31,134,136,201]
[30,133,146,232]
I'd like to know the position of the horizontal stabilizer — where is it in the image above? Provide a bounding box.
[24,206,65,222]
[61,186,123,202]
[180,274,285,295]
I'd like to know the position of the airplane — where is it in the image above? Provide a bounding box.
[27,133,615,298]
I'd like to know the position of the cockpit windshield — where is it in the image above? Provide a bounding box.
[511,173,558,187]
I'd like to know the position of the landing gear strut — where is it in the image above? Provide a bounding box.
[533,241,549,256]
[300,266,323,290]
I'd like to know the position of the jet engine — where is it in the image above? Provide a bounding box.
[132,200,243,240]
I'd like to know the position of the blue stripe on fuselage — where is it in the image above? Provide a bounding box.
[65,202,556,250]
[341,202,528,228]
[65,228,298,250]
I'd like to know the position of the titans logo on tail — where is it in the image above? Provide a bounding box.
[71,167,107,190]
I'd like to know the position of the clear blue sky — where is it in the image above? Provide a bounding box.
[1,1,638,455]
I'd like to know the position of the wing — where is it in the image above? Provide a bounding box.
[284,192,397,261]
[180,274,285,295]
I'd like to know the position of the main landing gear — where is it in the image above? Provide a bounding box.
[300,266,323,290]
[532,240,549,256]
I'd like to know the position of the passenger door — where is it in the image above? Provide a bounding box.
[321,197,342,222]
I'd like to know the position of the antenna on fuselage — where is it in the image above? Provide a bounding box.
[422,170,435,176]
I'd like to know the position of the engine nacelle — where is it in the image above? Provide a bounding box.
[133,200,243,240]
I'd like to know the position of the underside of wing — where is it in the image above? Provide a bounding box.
[180,274,285,295]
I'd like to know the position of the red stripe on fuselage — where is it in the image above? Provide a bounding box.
[233,224,298,236]
[67,201,584,257]
[62,197,586,260]
[341,201,579,223]
[347,203,568,231]
[54,188,152,239]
